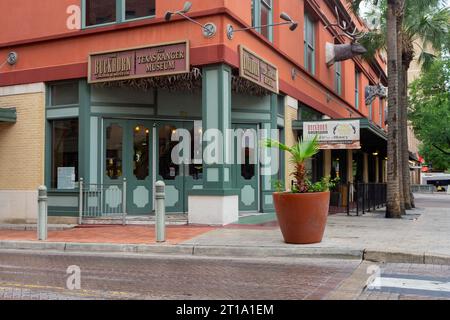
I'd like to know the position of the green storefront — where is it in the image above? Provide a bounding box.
[45,43,284,224]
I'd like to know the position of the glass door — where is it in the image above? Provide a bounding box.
[155,121,203,213]
[104,119,153,216]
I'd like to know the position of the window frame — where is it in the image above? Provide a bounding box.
[355,70,360,110]
[82,0,156,29]
[304,12,316,75]
[252,0,274,41]
[335,61,342,95]
[379,97,384,127]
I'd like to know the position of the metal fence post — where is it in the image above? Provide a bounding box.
[37,186,48,241]
[155,181,166,243]
[122,178,127,226]
[78,178,83,225]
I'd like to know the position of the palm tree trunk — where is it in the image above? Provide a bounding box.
[386,0,403,218]
[397,17,406,215]
[400,62,413,210]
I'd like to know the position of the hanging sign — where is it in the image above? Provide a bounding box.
[303,120,361,150]
[239,45,279,94]
[88,40,190,84]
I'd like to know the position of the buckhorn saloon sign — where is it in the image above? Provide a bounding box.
[303,120,361,150]
[88,40,189,84]
[239,45,279,94]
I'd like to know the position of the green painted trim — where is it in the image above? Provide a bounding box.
[79,80,91,184]
[0,108,16,122]
[231,107,271,114]
[237,212,276,225]
[46,104,80,110]
[48,208,78,217]
[91,102,156,108]
[188,189,240,196]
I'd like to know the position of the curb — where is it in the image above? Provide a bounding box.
[0,240,363,260]
[363,250,450,265]
[1,240,449,265]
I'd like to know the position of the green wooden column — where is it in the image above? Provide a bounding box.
[196,64,238,195]
[78,79,91,184]
[261,94,279,212]
[188,64,239,225]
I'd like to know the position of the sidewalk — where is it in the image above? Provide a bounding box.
[0,194,449,264]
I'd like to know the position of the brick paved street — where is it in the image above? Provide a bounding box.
[0,250,359,300]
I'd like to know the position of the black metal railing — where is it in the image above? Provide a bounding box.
[348,182,387,216]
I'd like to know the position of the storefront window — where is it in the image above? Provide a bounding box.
[133,125,150,180]
[85,0,116,26]
[51,119,79,189]
[125,0,156,20]
[106,123,123,180]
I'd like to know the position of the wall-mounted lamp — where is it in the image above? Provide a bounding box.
[165,2,217,38]
[372,151,379,156]
[227,12,298,40]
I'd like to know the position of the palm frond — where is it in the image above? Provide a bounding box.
[263,139,292,153]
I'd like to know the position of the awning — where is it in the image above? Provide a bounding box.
[0,108,16,123]
[292,118,387,155]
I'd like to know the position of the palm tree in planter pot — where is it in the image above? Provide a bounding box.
[265,136,337,244]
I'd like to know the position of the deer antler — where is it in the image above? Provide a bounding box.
[325,6,366,43]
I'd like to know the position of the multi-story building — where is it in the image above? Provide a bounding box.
[0,0,388,225]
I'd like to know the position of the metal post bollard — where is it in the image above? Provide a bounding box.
[155,181,166,243]
[37,186,48,241]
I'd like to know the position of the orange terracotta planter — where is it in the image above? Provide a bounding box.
[273,192,330,244]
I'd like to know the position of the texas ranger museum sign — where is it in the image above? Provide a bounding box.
[88,40,190,84]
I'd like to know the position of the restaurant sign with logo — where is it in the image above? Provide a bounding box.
[88,40,190,84]
[239,45,279,94]
[303,120,361,150]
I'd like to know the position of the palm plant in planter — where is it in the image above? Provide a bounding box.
[265,136,336,244]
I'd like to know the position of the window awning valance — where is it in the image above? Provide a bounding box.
[0,108,17,123]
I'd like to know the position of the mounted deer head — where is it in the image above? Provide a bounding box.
[365,84,387,106]
[325,6,368,66]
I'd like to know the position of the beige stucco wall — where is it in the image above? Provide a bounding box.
[284,96,298,189]
[0,83,45,223]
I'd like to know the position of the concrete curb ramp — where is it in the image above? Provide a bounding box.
[0,240,449,265]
